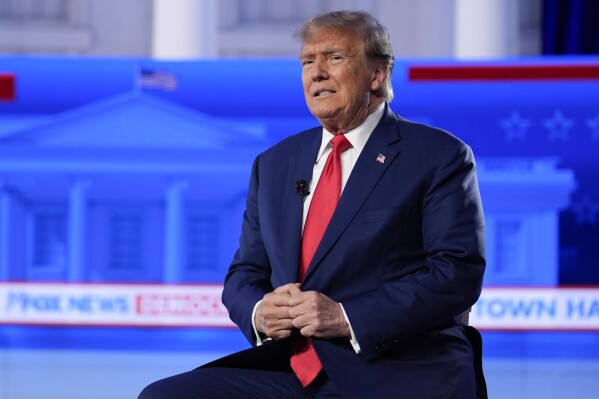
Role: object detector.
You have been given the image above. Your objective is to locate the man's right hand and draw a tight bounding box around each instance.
[254,283,301,340]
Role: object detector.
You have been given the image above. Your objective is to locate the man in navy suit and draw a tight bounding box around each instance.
[139,10,486,399]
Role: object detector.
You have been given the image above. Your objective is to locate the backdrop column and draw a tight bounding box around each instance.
[67,178,91,281]
[455,0,519,58]
[163,179,188,283]
[0,181,11,280]
[152,0,218,58]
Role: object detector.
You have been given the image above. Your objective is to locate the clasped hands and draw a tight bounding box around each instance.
[255,283,350,340]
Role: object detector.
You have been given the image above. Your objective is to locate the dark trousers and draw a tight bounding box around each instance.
[138,367,341,399]
[138,326,487,399]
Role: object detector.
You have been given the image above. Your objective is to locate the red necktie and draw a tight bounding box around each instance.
[291,134,352,387]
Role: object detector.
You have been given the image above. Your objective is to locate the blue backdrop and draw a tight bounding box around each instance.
[1,55,598,358]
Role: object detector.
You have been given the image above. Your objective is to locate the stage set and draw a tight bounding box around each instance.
[1,56,599,398]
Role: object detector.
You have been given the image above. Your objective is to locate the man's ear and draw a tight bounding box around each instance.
[370,63,387,92]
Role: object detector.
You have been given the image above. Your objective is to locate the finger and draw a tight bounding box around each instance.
[288,290,318,307]
[269,329,293,340]
[263,291,292,307]
[299,325,316,338]
[262,305,293,321]
[262,319,295,338]
[259,307,293,326]
[290,312,306,329]
[273,283,298,295]
[264,317,294,331]
[288,283,302,295]
[288,301,309,319]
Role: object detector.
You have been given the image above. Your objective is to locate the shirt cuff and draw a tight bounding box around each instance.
[339,302,361,354]
[251,299,269,346]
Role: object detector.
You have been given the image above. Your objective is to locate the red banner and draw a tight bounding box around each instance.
[0,73,16,100]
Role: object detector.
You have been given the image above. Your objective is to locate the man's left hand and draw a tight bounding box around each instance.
[287,286,350,339]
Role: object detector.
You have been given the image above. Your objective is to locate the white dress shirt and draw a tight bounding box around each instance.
[252,103,386,354]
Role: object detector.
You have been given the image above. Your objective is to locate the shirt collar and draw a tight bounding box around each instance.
[315,102,386,164]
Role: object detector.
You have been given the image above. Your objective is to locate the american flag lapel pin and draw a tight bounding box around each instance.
[376,153,386,164]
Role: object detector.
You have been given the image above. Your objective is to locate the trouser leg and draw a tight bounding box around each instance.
[138,367,312,399]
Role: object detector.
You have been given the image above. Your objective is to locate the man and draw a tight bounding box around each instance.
[139,10,486,399]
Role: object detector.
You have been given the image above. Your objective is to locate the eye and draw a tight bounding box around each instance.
[302,59,314,67]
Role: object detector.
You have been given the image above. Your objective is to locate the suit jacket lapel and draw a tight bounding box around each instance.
[303,107,401,283]
[279,128,322,284]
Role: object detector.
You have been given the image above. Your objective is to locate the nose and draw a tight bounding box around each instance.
[311,58,328,81]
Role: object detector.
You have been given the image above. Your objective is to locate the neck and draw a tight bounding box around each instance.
[322,98,384,134]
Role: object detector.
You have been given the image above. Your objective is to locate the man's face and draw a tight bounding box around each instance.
[300,28,381,133]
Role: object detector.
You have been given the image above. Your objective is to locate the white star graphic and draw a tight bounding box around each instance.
[571,195,599,226]
[500,111,531,142]
[587,113,599,141]
[543,110,574,142]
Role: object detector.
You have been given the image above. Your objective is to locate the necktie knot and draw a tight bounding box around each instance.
[331,134,352,154]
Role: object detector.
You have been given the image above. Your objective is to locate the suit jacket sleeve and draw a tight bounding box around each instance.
[222,155,273,344]
[341,140,486,361]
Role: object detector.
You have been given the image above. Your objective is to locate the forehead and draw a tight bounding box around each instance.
[300,27,362,56]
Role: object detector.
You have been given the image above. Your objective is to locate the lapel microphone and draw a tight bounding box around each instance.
[295,179,310,196]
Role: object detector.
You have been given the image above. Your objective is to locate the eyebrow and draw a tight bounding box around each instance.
[300,46,348,59]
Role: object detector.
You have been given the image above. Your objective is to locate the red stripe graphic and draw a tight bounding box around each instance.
[0,73,16,100]
[408,65,599,81]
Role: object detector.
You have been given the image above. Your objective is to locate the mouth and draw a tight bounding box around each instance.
[313,90,336,97]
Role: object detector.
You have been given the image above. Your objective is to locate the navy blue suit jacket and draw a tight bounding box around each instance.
[218,105,486,398]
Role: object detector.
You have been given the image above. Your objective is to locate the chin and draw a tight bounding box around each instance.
[309,106,338,120]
